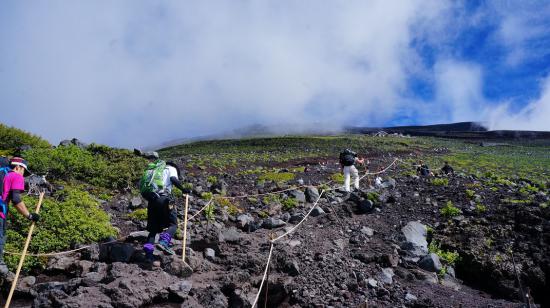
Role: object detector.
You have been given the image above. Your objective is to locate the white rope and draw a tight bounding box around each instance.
[251,243,274,308]
[250,158,403,304]
[271,190,325,243]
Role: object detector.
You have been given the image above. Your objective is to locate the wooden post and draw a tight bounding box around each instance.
[182,194,189,263]
[5,192,44,308]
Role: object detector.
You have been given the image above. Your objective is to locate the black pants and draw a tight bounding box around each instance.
[145,194,177,244]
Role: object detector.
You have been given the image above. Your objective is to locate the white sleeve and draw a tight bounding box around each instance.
[167,166,178,179]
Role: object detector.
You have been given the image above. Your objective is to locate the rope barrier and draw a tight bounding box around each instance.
[251,243,274,308]
[3,158,401,266]
[271,190,325,243]
[251,158,402,307]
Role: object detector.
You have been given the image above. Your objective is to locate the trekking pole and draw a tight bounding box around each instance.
[5,191,44,308]
[182,194,189,263]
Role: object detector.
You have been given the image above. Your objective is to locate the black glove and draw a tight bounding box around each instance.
[27,213,40,222]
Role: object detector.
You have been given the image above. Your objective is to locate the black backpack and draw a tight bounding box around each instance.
[339,149,356,166]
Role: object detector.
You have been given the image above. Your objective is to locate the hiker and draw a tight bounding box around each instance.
[441,161,454,175]
[416,160,433,177]
[339,149,365,192]
[0,157,40,277]
[140,160,189,263]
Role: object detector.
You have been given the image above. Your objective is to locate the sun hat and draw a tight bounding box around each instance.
[10,157,31,176]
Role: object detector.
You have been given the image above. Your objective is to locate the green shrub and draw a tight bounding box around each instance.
[0,124,51,154]
[259,172,295,183]
[201,192,213,200]
[204,203,215,221]
[440,201,461,218]
[23,144,147,190]
[428,241,460,266]
[465,189,475,199]
[331,173,344,184]
[475,204,487,213]
[128,208,148,221]
[262,194,281,205]
[431,178,449,186]
[366,192,379,203]
[215,197,241,215]
[5,188,117,272]
[281,198,298,210]
[207,175,218,185]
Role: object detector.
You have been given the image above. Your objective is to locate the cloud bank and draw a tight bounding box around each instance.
[0,1,549,148]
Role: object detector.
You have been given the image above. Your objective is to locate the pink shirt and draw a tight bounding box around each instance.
[2,172,25,203]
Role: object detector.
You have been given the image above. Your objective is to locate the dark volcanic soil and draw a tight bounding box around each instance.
[3,154,548,308]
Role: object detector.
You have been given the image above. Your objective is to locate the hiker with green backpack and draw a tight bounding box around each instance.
[140,160,190,264]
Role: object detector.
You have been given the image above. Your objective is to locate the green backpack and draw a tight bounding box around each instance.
[139,160,166,196]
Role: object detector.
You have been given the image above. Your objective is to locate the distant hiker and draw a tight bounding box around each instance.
[140,160,190,264]
[416,160,433,177]
[339,149,365,192]
[0,157,40,277]
[441,161,454,175]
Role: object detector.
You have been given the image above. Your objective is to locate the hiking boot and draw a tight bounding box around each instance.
[157,241,175,255]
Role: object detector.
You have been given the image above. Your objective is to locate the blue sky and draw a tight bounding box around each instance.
[1,1,549,148]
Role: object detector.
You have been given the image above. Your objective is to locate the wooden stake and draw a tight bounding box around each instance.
[5,192,44,308]
[182,194,189,263]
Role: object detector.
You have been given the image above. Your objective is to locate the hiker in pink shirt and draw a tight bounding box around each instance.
[0,157,40,277]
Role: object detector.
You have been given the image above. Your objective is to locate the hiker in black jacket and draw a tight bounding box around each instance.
[339,149,365,192]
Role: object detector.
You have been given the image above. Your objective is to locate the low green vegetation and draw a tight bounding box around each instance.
[207,175,218,185]
[201,192,213,200]
[366,192,379,203]
[23,144,147,190]
[475,204,487,213]
[5,189,117,272]
[204,203,215,221]
[428,240,460,278]
[259,172,295,183]
[128,208,148,221]
[431,178,449,186]
[331,173,344,184]
[0,123,51,155]
[440,201,461,218]
[281,197,298,210]
[465,189,475,199]
[215,197,241,216]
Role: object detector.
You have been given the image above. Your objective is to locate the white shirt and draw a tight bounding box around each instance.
[162,165,179,194]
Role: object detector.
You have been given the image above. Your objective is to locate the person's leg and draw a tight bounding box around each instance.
[0,218,8,276]
[344,166,351,192]
[351,165,360,190]
[157,197,176,255]
[143,232,156,261]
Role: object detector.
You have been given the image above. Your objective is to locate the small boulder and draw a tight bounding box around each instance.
[218,227,241,244]
[360,226,374,236]
[204,248,215,261]
[378,268,394,285]
[418,253,442,273]
[310,206,325,217]
[262,217,286,229]
[143,151,159,160]
[129,196,143,209]
[357,199,374,214]
[305,186,320,202]
[289,190,306,203]
[169,280,193,301]
[400,221,428,260]
[289,213,305,224]
[236,214,255,230]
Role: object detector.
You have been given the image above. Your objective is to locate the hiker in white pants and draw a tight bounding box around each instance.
[339,149,365,192]
[344,165,360,192]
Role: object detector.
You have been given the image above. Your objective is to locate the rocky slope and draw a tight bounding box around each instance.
[2,151,549,307]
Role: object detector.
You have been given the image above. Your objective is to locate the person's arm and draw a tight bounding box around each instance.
[11,190,40,221]
[170,176,191,194]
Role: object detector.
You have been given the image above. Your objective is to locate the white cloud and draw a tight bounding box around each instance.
[0,1,451,147]
[486,76,550,131]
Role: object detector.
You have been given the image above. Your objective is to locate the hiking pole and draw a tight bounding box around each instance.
[5,191,44,308]
[182,194,189,263]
